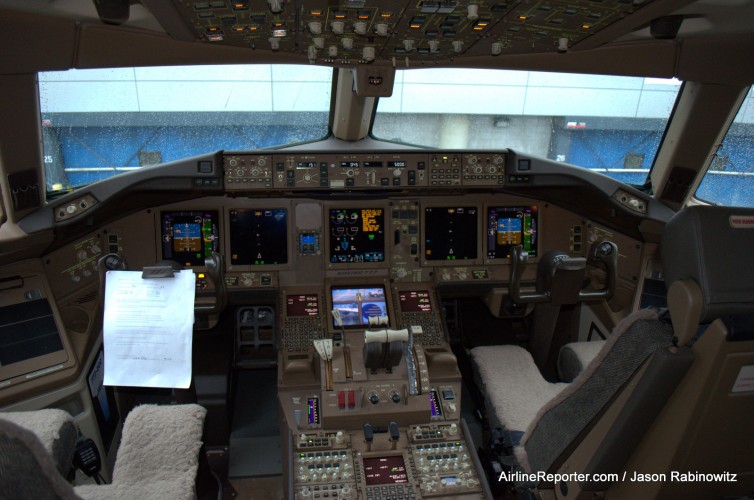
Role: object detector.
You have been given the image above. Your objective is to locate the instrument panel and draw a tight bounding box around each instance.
[151,195,555,290]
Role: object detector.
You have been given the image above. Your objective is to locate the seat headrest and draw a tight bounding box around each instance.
[662,205,754,322]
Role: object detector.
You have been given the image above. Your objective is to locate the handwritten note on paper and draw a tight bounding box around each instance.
[103,270,195,388]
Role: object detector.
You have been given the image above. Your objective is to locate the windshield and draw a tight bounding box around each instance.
[40,65,333,195]
[694,86,754,207]
[372,69,681,186]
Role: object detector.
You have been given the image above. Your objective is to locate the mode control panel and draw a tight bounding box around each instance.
[273,153,430,189]
[223,152,511,191]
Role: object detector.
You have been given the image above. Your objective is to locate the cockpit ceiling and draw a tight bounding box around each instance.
[169,0,683,62]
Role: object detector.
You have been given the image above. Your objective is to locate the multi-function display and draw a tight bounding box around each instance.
[363,456,409,485]
[331,286,389,328]
[229,208,288,266]
[160,210,219,266]
[398,291,432,313]
[328,208,385,263]
[486,205,538,259]
[286,294,319,317]
[424,207,478,261]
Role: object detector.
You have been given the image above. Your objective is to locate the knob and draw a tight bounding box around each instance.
[251,168,260,176]
[428,40,439,53]
[332,21,345,34]
[452,40,464,53]
[236,169,244,176]
[376,23,389,36]
[66,204,77,214]
[487,166,497,174]
[267,0,283,13]
[368,392,379,404]
[390,391,401,403]
[313,37,324,49]
[491,42,502,55]
[336,431,345,444]
[354,21,367,35]
[449,423,458,436]
[308,21,322,34]
[362,46,375,61]
[467,4,479,19]
[403,39,415,51]
[228,158,238,167]
[258,158,266,166]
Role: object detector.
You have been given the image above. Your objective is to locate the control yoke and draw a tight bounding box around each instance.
[97,251,227,316]
[509,241,618,371]
[509,241,618,305]
[195,251,227,315]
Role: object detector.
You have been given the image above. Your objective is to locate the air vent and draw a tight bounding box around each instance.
[660,166,696,203]
[75,291,98,305]
[8,170,40,212]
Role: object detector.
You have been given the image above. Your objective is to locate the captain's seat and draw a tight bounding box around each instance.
[471,205,754,497]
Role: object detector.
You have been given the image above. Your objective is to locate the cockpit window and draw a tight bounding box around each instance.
[40,65,332,195]
[695,87,754,208]
[372,69,681,186]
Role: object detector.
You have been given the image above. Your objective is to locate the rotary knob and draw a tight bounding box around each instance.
[236,169,244,177]
[251,168,260,176]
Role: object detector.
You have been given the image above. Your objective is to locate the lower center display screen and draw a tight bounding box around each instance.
[329,208,385,263]
[398,291,432,313]
[363,456,409,485]
[331,286,388,328]
[424,207,478,261]
[229,208,288,265]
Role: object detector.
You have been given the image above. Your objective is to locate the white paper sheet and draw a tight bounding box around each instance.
[103,270,195,388]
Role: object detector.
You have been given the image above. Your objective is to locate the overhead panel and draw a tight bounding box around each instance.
[170,0,663,64]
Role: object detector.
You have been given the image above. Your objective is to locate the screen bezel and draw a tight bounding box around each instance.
[325,279,394,334]
[420,203,483,267]
[224,206,292,272]
[324,203,391,270]
[483,203,540,264]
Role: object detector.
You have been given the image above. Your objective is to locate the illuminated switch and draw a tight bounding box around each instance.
[328,45,338,57]
[354,21,367,35]
[268,37,280,50]
[313,37,325,49]
[307,45,318,61]
[403,39,415,51]
[363,46,376,61]
[467,4,479,19]
[452,40,463,53]
[376,23,389,36]
[491,42,502,55]
[342,38,354,49]
[428,40,440,53]
[347,390,356,409]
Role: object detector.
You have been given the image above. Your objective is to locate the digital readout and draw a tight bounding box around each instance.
[398,291,432,313]
[363,456,409,485]
[388,161,407,168]
[286,295,319,317]
[329,208,385,263]
[340,161,360,168]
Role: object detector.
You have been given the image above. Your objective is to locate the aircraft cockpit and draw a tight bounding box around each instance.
[0,0,753,499]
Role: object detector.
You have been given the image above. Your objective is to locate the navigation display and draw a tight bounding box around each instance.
[331,286,388,328]
[398,291,432,313]
[487,206,538,259]
[161,211,219,266]
[363,456,409,486]
[229,208,288,266]
[424,207,478,261]
[328,208,385,263]
[286,294,319,317]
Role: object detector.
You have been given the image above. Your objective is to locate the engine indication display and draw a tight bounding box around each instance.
[161,211,219,266]
[329,208,385,263]
[229,208,288,265]
[424,207,478,261]
[487,205,538,259]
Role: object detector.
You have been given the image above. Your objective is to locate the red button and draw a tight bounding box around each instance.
[347,390,355,409]
[337,391,346,409]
